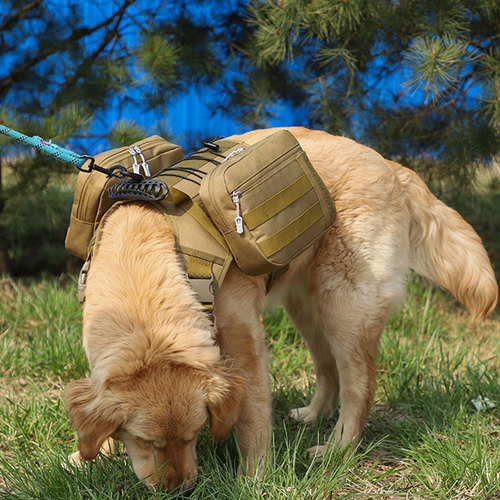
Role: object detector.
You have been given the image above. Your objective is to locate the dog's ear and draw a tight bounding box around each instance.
[65,378,121,460]
[206,368,245,442]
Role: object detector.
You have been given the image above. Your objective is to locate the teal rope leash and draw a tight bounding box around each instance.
[0,124,86,168]
[0,124,142,179]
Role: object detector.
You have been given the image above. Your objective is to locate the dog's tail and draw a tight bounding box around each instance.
[391,162,498,319]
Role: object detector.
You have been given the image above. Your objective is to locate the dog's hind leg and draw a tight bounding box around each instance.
[309,279,394,455]
[284,230,404,455]
[283,285,339,423]
[327,307,386,451]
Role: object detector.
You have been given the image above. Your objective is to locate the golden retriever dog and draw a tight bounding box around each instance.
[65,127,498,491]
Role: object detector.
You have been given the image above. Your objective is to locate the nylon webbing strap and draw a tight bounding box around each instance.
[156,191,233,308]
[257,202,323,257]
[78,201,128,303]
[243,174,313,230]
[163,185,189,205]
[180,246,227,268]
[176,196,228,250]
[162,184,227,249]
[184,254,214,278]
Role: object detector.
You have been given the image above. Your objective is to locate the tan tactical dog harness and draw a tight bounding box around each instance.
[69,132,336,310]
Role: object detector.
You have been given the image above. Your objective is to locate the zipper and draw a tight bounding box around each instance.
[232,189,244,234]
[232,144,299,193]
[221,146,245,163]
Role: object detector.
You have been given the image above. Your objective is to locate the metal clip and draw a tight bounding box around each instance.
[78,260,90,303]
[128,147,140,175]
[76,155,96,173]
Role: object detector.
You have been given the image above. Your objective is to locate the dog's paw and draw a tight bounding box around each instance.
[307,444,327,462]
[289,406,318,423]
[61,451,83,471]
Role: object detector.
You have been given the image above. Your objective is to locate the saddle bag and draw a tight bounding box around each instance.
[65,135,183,260]
[199,130,336,275]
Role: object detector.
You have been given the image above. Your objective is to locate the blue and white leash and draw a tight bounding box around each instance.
[0,124,87,168]
[0,124,141,179]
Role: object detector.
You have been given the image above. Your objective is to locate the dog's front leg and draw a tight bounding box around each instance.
[214,267,271,476]
[67,437,122,467]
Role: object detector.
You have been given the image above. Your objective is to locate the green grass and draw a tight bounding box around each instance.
[0,276,498,499]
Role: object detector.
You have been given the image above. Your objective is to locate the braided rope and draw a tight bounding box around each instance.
[0,124,86,168]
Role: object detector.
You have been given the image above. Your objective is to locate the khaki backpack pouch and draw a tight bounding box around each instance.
[199,130,336,275]
[65,135,183,259]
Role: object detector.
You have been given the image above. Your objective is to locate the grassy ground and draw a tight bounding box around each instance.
[0,274,498,499]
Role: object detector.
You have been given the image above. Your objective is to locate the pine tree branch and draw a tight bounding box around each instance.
[71,133,110,139]
[435,76,477,110]
[467,34,500,51]
[0,0,135,93]
[396,73,477,137]
[49,4,132,112]
[0,0,43,32]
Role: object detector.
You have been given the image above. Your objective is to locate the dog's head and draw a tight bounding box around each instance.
[65,362,244,491]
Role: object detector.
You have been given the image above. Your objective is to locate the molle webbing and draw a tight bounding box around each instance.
[198,130,336,275]
[257,202,324,257]
[243,174,314,230]
[152,139,242,204]
[152,139,243,297]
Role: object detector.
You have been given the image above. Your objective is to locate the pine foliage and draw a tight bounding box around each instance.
[0,0,498,189]
[239,0,499,189]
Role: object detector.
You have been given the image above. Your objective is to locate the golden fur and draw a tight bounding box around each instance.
[65,127,498,491]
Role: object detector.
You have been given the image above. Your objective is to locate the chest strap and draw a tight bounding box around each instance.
[156,195,233,310]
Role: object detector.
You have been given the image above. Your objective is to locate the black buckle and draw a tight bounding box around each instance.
[203,141,220,151]
[106,165,143,181]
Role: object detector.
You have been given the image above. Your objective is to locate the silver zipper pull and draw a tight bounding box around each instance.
[134,145,150,177]
[232,190,244,234]
[222,146,245,163]
[128,147,141,174]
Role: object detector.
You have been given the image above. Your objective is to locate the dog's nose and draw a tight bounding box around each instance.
[146,480,195,500]
[173,485,195,498]
[166,475,196,493]
[152,469,196,493]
